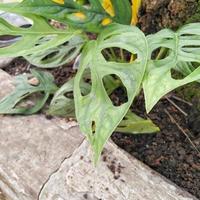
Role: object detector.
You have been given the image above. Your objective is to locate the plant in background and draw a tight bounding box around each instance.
[0,0,200,163]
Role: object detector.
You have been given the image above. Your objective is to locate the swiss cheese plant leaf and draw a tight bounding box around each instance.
[48,78,91,117]
[25,35,85,68]
[74,24,148,163]
[0,0,107,32]
[143,23,200,112]
[0,0,132,32]
[117,111,159,134]
[0,13,84,58]
[0,70,58,114]
[175,62,200,83]
[48,79,76,117]
[48,73,121,116]
[48,77,159,134]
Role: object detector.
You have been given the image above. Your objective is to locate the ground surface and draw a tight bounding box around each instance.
[112,94,200,199]
[139,0,198,33]
[1,0,200,198]
[4,57,200,199]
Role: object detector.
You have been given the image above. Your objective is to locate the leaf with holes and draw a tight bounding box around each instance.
[74,24,148,163]
[48,78,91,117]
[0,69,58,114]
[25,35,85,68]
[0,0,133,32]
[0,0,107,32]
[174,62,200,83]
[143,23,200,113]
[0,13,84,58]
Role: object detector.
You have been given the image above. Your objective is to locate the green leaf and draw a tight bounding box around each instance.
[0,0,108,32]
[0,0,132,32]
[48,79,75,117]
[25,35,85,68]
[48,77,91,117]
[143,23,200,113]
[175,62,200,83]
[74,24,148,164]
[111,0,132,25]
[117,111,160,134]
[0,13,84,57]
[0,69,58,115]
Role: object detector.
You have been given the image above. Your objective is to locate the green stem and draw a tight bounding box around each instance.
[120,48,124,61]
[156,47,168,60]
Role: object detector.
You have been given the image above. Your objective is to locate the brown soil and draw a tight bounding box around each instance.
[139,0,198,33]
[112,93,200,199]
[3,58,76,87]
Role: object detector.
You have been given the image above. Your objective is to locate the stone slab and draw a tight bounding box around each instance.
[39,140,198,200]
[0,69,84,200]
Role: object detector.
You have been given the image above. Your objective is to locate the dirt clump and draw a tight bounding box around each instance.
[139,0,198,33]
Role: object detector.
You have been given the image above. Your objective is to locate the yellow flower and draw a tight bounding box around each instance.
[52,0,64,4]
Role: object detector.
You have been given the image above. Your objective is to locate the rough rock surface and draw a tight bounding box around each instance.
[0,69,198,200]
[0,58,14,69]
[39,140,198,200]
[0,69,84,200]
[0,69,14,98]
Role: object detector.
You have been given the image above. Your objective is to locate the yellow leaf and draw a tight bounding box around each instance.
[131,0,141,25]
[52,0,64,4]
[102,0,115,17]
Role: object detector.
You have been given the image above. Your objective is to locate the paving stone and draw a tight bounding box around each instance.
[39,140,197,200]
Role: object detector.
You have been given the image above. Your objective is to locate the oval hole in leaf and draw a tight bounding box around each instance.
[41,51,60,61]
[151,47,170,60]
[63,47,77,60]
[79,68,92,96]
[103,74,128,107]
[171,69,186,80]
[91,120,96,135]
[14,92,43,110]
[181,45,200,54]
[101,47,137,63]
[1,13,32,28]
[35,35,56,47]
[0,35,21,48]
[64,91,74,99]
[171,62,198,80]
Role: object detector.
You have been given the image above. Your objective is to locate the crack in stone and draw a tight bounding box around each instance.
[37,138,85,200]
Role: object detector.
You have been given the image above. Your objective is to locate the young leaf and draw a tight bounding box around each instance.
[74,24,148,163]
[0,70,58,115]
[143,23,200,112]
